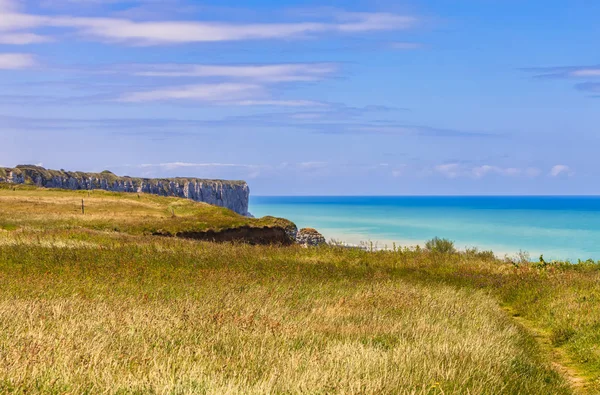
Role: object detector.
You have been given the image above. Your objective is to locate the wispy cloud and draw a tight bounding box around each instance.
[118,83,327,106]
[119,83,264,103]
[316,124,499,138]
[297,161,328,170]
[471,165,522,178]
[524,65,600,79]
[0,112,500,139]
[0,53,36,69]
[234,100,327,107]
[436,163,542,179]
[549,165,573,177]
[0,9,418,46]
[522,65,600,97]
[117,62,339,104]
[0,0,17,11]
[129,63,338,82]
[0,32,51,44]
[435,163,461,179]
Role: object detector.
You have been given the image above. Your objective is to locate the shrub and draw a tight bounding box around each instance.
[465,247,496,260]
[425,237,456,254]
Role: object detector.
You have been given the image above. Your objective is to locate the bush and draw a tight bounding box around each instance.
[425,237,456,254]
[465,247,496,260]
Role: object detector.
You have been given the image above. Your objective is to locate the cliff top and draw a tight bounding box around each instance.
[0,165,248,186]
[0,185,295,236]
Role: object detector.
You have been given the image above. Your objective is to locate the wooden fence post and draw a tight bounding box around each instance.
[82,199,85,215]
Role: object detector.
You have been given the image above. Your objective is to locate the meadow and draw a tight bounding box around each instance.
[0,187,599,394]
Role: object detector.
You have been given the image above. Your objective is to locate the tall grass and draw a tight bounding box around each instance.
[0,231,591,393]
[0,188,598,393]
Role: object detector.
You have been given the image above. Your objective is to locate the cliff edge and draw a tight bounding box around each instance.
[0,165,251,216]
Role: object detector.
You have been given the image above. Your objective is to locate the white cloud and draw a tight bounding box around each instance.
[119,81,328,107]
[525,66,600,80]
[0,32,51,44]
[297,161,328,170]
[436,163,543,179]
[108,63,337,106]
[549,165,573,177]
[119,83,263,103]
[334,12,416,32]
[0,10,417,45]
[289,112,325,119]
[472,165,522,178]
[435,163,461,179]
[569,69,600,77]
[234,100,326,107]
[0,53,36,69]
[131,63,338,82]
[0,0,16,11]
[0,12,43,31]
[66,14,412,44]
[0,5,51,45]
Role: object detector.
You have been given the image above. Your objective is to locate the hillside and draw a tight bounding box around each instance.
[0,185,296,244]
[0,188,598,393]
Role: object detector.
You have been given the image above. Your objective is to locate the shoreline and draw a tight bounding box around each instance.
[318,229,593,262]
[251,196,600,262]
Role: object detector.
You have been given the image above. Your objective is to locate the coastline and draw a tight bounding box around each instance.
[250,196,600,262]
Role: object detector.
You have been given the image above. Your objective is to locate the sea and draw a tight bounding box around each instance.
[250,196,600,262]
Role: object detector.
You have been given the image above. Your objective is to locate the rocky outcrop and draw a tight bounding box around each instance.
[0,165,251,216]
[296,228,327,247]
[259,216,298,242]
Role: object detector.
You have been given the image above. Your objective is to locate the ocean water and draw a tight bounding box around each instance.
[250,196,600,261]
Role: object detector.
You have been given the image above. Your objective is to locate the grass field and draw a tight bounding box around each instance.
[0,187,599,394]
[0,185,293,236]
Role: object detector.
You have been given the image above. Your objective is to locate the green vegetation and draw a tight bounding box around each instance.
[425,237,456,254]
[0,188,598,393]
[0,185,293,236]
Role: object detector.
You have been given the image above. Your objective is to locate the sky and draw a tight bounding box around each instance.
[0,0,598,195]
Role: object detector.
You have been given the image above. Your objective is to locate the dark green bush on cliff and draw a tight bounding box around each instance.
[425,237,456,254]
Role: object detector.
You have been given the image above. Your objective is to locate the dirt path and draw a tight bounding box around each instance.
[503,306,590,394]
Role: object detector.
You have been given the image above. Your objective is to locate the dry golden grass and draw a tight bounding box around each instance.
[0,232,574,394]
[0,186,293,235]
[0,188,598,394]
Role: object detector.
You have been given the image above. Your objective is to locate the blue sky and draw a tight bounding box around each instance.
[0,0,598,195]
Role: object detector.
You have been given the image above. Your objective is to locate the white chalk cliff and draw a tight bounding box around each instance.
[0,165,251,216]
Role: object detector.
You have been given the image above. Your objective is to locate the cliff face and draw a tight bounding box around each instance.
[0,165,251,216]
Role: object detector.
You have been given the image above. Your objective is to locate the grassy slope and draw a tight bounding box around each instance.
[0,185,293,235]
[0,188,598,394]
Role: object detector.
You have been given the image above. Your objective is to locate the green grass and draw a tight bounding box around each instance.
[0,187,598,393]
[0,186,294,236]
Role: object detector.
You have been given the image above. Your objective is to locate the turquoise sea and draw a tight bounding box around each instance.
[250,196,600,261]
